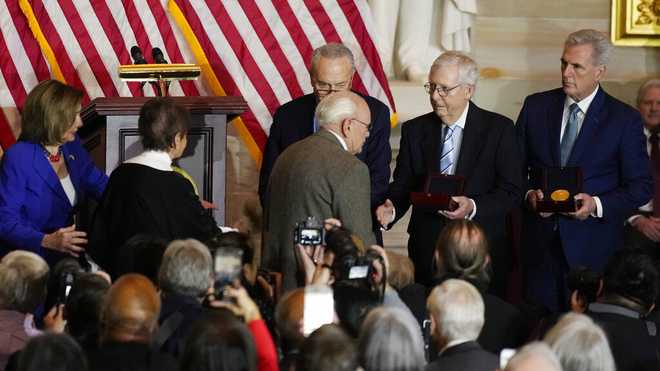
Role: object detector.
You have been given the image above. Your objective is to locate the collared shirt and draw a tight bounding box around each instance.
[439,339,473,355]
[124,150,173,171]
[325,129,349,151]
[633,128,656,216]
[442,103,469,175]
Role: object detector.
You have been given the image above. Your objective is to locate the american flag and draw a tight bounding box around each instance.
[0,0,395,164]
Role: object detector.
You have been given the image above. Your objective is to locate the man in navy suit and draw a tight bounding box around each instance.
[516,29,653,312]
[376,51,521,294]
[259,43,391,243]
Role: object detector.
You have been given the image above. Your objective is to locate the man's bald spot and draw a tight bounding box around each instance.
[103,273,161,331]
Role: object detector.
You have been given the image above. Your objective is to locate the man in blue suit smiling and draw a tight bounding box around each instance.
[516,29,653,312]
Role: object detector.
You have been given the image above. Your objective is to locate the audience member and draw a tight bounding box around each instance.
[296,324,358,371]
[586,248,660,371]
[0,79,107,265]
[115,234,168,284]
[87,273,176,371]
[275,288,305,371]
[544,312,615,371]
[359,306,425,371]
[0,251,49,369]
[264,91,377,291]
[567,265,601,313]
[90,97,220,278]
[42,257,83,324]
[503,342,562,371]
[333,280,381,338]
[64,273,111,351]
[156,239,212,357]
[15,333,87,371]
[426,279,498,371]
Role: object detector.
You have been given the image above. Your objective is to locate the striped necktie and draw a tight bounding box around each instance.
[561,103,581,167]
[440,125,455,174]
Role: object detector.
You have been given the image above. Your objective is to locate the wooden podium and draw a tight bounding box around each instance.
[79,96,248,225]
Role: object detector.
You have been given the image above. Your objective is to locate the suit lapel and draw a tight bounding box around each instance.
[33,145,68,202]
[422,114,443,173]
[548,91,565,167]
[567,88,605,166]
[455,102,485,179]
[62,143,81,200]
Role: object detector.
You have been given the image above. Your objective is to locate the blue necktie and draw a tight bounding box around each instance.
[560,103,581,166]
[440,125,455,174]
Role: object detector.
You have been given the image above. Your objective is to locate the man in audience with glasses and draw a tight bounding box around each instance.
[259,43,391,244]
[376,51,521,296]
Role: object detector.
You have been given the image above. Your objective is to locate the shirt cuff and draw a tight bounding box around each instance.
[627,214,642,225]
[591,196,603,218]
[467,199,477,220]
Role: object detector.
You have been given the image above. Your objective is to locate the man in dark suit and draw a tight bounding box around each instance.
[376,51,521,293]
[426,279,499,371]
[263,91,376,291]
[517,29,653,312]
[259,43,391,242]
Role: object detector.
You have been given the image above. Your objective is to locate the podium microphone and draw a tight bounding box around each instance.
[130,46,147,64]
[152,47,168,64]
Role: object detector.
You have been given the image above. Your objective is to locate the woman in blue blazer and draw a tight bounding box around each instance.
[0,80,107,265]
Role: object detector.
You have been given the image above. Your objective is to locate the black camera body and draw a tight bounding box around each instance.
[293,216,325,246]
[58,272,75,305]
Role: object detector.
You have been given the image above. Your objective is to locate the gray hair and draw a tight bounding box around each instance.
[359,307,426,371]
[315,93,358,127]
[310,43,355,74]
[565,29,612,66]
[544,313,615,371]
[430,51,479,86]
[637,78,660,106]
[158,239,212,297]
[0,251,49,313]
[427,279,484,343]
[505,342,562,371]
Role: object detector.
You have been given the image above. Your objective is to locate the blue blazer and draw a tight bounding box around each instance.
[0,137,107,260]
[517,87,653,271]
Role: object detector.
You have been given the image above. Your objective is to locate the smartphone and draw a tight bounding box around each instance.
[59,272,75,304]
[302,285,335,336]
[213,247,243,299]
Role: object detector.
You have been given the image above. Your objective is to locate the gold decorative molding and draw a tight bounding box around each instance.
[611,0,660,46]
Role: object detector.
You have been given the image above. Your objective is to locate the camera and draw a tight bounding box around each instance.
[58,272,75,305]
[293,216,325,246]
[213,246,243,300]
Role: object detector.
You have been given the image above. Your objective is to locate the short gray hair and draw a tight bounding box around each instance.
[359,307,425,371]
[544,313,615,371]
[565,29,612,66]
[0,251,49,313]
[637,78,660,106]
[505,342,562,371]
[315,93,358,127]
[427,279,484,343]
[310,43,355,74]
[431,51,479,86]
[158,239,212,297]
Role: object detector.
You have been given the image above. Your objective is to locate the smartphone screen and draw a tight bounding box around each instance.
[303,285,335,336]
[214,247,243,295]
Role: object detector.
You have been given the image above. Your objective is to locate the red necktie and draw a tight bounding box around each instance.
[650,133,660,216]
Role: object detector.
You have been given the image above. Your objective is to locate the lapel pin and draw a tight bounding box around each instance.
[68,154,75,161]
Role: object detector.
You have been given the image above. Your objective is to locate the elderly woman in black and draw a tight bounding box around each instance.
[90,98,219,277]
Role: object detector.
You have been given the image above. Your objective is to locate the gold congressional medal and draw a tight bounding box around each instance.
[551,189,570,202]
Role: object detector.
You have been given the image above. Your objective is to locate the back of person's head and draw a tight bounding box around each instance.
[138,97,191,151]
[296,324,358,371]
[602,248,659,311]
[434,220,490,288]
[358,307,425,371]
[427,278,485,344]
[19,79,83,146]
[100,273,161,344]
[504,342,562,371]
[544,312,615,371]
[117,234,168,284]
[17,333,87,371]
[180,310,256,371]
[64,273,111,350]
[333,280,380,338]
[0,251,49,313]
[275,288,305,351]
[385,251,415,290]
[567,265,601,312]
[158,239,212,298]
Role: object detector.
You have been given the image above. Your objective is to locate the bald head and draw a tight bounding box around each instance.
[101,273,160,343]
[276,288,305,349]
[315,91,371,154]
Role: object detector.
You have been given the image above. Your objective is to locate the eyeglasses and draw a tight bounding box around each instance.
[424,82,463,97]
[351,118,371,133]
[313,80,351,94]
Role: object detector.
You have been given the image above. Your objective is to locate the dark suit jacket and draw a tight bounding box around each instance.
[259,92,391,209]
[425,341,499,371]
[516,87,652,272]
[388,102,522,287]
[0,138,107,262]
[263,130,376,291]
[87,341,177,371]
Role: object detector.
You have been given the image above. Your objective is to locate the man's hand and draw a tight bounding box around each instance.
[43,304,66,333]
[569,193,596,220]
[440,196,473,220]
[376,199,394,228]
[208,285,262,322]
[526,189,553,218]
[632,216,660,242]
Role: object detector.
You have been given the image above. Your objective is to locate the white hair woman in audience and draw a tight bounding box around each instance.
[358,306,425,371]
[544,312,615,371]
[504,342,562,371]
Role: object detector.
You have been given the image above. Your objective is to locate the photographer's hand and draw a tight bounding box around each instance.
[208,284,262,323]
[43,304,66,333]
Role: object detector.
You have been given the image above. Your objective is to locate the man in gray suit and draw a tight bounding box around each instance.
[263,91,376,291]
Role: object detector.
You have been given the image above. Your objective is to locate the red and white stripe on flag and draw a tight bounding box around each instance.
[0,0,395,165]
